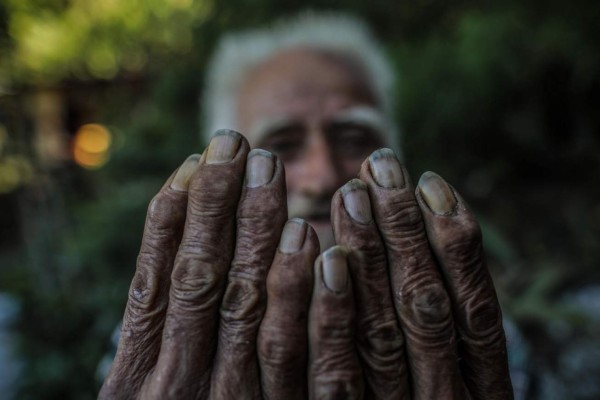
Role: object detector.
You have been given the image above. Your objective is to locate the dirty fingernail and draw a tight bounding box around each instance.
[246,149,275,188]
[369,148,405,188]
[279,218,307,253]
[418,171,457,215]
[322,246,348,293]
[206,129,241,164]
[341,179,372,224]
[170,154,201,191]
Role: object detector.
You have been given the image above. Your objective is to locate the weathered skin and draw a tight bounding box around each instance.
[258,220,319,400]
[331,180,409,399]
[99,131,512,400]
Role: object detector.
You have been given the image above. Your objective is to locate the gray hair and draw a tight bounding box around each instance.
[202,11,400,152]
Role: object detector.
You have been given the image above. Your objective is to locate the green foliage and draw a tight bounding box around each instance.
[3,0,214,82]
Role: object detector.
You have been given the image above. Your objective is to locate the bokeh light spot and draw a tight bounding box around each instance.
[73,123,112,169]
[0,155,34,193]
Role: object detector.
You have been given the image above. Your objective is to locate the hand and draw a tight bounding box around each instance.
[99,130,320,399]
[99,128,513,399]
[306,148,513,399]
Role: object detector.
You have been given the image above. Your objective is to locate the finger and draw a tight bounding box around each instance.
[144,130,249,399]
[359,148,466,399]
[99,155,200,400]
[309,246,364,400]
[331,179,409,399]
[258,219,319,400]
[417,172,513,400]
[209,149,288,398]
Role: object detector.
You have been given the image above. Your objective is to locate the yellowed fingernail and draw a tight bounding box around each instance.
[418,171,457,215]
[369,148,405,188]
[279,218,307,253]
[246,149,274,188]
[170,154,201,191]
[206,129,241,164]
[341,179,372,224]
[322,246,348,293]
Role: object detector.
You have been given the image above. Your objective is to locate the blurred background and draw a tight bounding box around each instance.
[0,0,599,398]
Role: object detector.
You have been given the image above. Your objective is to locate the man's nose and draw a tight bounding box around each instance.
[300,132,340,195]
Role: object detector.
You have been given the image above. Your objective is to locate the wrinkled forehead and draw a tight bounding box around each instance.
[237,47,381,144]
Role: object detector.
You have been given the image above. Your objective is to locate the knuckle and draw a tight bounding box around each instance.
[127,266,162,314]
[170,255,223,310]
[464,297,503,339]
[313,313,354,342]
[258,329,303,369]
[409,284,452,328]
[362,319,404,355]
[314,372,362,400]
[220,276,262,326]
[122,255,170,340]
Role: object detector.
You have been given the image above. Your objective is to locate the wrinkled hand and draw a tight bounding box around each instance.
[99,130,319,399]
[314,148,514,399]
[99,130,513,399]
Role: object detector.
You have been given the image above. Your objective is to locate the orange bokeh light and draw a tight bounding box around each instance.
[72,123,112,169]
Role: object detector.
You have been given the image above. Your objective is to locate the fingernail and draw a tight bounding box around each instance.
[369,148,405,188]
[246,149,274,188]
[279,218,307,253]
[341,179,372,224]
[322,246,348,293]
[418,171,457,215]
[170,154,201,191]
[206,129,241,164]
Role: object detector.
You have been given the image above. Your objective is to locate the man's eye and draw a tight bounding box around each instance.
[267,139,301,155]
[330,124,381,157]
[261,136,303,160]
[259,125,306,160]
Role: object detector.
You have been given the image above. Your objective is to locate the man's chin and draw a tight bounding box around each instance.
[306,218,335,252]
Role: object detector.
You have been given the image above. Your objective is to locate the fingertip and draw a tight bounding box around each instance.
[202,129,251,167]
[303,222,321,256]
[368,148,406,188]
[205,129,242,164]
[317,246,350,294]
[358,148,413,191]
[279,218,307,253]
[170,154,202,191]
[245,149,275,188]
[416,171,458,216]
[340,179,373,224]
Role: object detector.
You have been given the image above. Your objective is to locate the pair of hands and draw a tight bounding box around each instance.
[99,130,513,399]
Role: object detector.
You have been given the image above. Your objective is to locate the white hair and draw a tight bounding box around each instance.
[202,11,400,153]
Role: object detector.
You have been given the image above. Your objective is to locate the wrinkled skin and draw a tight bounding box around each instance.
[98,130,513,399]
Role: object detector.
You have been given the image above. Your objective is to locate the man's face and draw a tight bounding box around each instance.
[238,48,388,249]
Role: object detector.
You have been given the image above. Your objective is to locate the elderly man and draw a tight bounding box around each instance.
[99,14,514,399]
